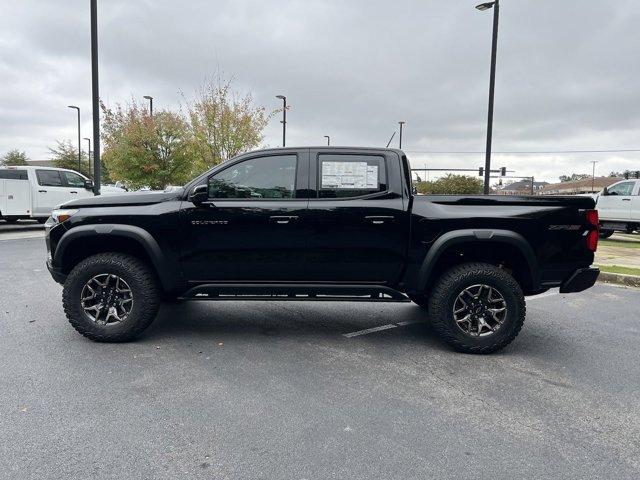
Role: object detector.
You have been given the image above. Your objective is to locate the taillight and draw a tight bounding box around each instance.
[586,230,598,251]
[585,209,599,252]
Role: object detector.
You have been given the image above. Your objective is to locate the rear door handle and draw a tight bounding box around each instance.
[269,215,299,224]
[365,215,395,224]
[38,190,47,193]
[70,191,78,194]
[622,198,631,201]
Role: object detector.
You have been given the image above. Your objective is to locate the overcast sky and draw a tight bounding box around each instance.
[1,0,640,182]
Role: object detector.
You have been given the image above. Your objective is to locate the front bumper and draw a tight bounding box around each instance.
[46,258,67,285]
[559,267,599,293]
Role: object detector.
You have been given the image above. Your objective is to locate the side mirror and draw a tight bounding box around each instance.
[84,179,94,190]
[189,184,208,206]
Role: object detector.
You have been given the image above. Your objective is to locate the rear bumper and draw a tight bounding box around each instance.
[559,267,599,293]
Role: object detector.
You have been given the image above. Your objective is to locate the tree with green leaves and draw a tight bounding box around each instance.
[49,140,90,175]
[415,174,483,195]
[186,77,272,170]
[101,102,195,190]
[559,173,590,182]
[0,149,29,166]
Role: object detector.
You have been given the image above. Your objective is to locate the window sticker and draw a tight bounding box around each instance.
[321,161,378,189]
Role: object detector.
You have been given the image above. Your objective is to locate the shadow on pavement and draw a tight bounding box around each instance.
[144,299,441,344]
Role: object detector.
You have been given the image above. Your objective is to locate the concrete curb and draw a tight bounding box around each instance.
[597,271,640,288]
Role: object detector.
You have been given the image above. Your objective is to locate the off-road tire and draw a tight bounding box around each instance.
[428,262,526,354]
[598,229,614,239]
[62,253,161,342]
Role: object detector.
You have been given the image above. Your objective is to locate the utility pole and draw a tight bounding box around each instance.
[91,0,101,194]
[591,160,598,193]
[476,0,500,194]
[324,135,330,146]
[398,121,405,149]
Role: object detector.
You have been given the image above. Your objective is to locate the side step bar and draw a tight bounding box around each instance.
[180,283,410,302]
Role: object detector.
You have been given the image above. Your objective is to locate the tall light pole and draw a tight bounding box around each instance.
[68,105,81,173]
[398,121,405,149]
[476,0,500,195]
[90,0,101,195]
[143,95,153,116]
[276,95,287,147]
[591,160,598,193]
[324,135,330,146]
[84,137,92,177]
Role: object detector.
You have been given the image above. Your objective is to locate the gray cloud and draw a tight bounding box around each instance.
[1,0,639,182]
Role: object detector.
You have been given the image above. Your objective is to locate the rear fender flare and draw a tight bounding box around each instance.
[54,224,176,291]
[416,229,539,292]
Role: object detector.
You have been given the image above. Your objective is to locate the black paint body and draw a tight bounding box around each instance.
[46,147,597,298]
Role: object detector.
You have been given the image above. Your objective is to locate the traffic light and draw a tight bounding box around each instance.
[500,167,507,176]
[479,167,484,176]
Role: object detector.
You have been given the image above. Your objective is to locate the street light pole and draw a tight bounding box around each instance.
[90,0,101,195]
[398,121,405,149]
[476,0,500,195]
[143,95,153,116]
[84,137,91,176]
[68,105,81,173]
[276,95,287,147]
[324,135,330,146]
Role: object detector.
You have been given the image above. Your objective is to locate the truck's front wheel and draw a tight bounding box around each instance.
[428,262,525,354]
[62,253,161,342]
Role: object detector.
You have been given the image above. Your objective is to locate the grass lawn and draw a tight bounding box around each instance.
[600,238,640,250]
[596,264,640,276]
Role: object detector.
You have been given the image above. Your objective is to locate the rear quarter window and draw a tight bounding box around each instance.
[0,169,28,180]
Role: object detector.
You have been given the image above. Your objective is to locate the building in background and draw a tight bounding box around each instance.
[539,177,622,195]
[496,180,549,195]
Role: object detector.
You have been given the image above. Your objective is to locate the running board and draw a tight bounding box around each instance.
[180,284,410,302]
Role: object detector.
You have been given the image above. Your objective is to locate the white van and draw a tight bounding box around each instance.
[0,166,124,223]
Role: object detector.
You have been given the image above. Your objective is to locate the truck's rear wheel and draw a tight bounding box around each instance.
[62,253,161,342]
[428,262,525,354]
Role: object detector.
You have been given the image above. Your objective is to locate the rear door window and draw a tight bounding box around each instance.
[36,170,63,187]
[316,154,387,198]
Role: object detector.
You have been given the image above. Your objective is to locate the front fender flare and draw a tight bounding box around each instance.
[416,229,539,292]
[54,224,177,291]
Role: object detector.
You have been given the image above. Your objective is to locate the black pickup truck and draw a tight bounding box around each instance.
[45,147,600,353]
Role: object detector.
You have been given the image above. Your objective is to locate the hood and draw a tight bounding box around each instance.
[61,190,183,208]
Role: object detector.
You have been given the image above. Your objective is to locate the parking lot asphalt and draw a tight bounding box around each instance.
[1,236,640,479]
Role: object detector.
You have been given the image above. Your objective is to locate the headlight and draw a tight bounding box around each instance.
[49,208,78,225]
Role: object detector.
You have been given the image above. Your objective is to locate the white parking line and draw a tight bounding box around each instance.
[343,324,397,338]
[527,289,560,301]
[343,320,426,338]
[0,231,44,241]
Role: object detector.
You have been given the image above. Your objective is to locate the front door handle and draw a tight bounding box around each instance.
[622,198,631,201]
[70,191,78,194]
[38,190,47,193]
[269,215,299,224]
[365,215,395,225]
